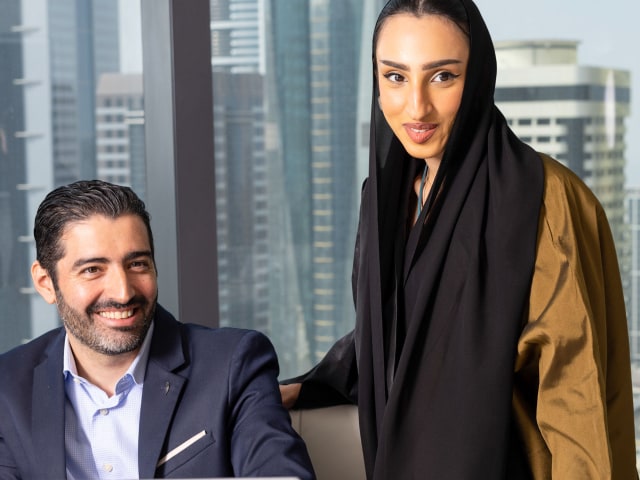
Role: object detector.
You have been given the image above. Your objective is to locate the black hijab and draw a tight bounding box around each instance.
[353,0,544,478]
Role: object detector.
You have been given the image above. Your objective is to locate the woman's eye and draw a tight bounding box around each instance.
[384,72,405,83]
[433,71,459,83]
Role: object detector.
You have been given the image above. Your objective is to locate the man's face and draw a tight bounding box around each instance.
[34,214,158,356]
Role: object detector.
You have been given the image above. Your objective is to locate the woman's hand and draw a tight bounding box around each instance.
[280,383,302,409]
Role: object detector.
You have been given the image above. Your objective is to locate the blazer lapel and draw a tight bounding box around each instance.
[31,330,67,479]
[137,307,188,479]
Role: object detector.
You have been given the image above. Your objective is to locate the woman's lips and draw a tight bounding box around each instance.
[403,123,437,144]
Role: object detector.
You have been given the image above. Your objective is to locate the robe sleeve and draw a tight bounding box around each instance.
[513,155,637,479]
[284,330,359,408]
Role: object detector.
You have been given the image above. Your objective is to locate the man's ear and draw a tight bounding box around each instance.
[31,261,57,304]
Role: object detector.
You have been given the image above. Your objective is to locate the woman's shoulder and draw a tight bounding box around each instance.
[539,152,604,219]
[536,152,615,262]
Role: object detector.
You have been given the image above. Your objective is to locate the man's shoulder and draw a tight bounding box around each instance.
[180,323,272,352]
[0,327,64,389]
[0,327,63,365]
[153,305,273,356]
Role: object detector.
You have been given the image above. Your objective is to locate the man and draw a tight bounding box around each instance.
[0,180,315,479]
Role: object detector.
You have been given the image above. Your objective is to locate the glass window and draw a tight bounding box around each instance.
[207,13,640,466]
[2,4,639,468]
[206,0,638,383]
[209,0,364,377]
[0,0,143,351]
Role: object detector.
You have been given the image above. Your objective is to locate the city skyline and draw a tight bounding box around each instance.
[479,0,640,185]
[119,0,640,182]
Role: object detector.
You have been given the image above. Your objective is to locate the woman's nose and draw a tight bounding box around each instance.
[408,84,430,119]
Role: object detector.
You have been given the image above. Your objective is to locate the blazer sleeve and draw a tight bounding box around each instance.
[513,156,638,479]
[0,434,20,479]
[227,330,316,479]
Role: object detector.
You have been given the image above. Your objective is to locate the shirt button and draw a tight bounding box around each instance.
[103,463,113,472]
[100,409,109,416]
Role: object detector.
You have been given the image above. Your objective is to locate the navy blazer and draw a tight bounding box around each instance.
[0,305,315,479]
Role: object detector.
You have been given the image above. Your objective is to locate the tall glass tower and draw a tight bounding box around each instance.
[0,0,30,352]
[0,0,120,352]
[213,0,377,373]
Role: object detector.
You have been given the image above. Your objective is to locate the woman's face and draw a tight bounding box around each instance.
[376,13,469,163]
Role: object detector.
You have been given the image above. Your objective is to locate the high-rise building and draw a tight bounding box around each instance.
[0,0,120,352]
[494,40,631,271]
[266,0,364,364]
[210,0,272,343]
[494,40,638,384]
[626,188,640,363]
[49,0,120,186]
[305,0,362,362]
[0,0,31,352]
[495,40,631,253]
[210,0,366,373]
[265,1,313,374]
[211,0,262,74]
[95,72,145,198]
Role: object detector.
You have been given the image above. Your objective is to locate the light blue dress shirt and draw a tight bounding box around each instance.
[63,322,154,480]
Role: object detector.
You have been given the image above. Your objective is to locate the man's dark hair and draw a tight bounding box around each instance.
[34,180,154,283]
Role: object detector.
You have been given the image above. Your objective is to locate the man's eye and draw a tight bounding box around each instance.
[130,261,150,269]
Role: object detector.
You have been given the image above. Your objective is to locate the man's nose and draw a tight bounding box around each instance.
[105,267,135,303]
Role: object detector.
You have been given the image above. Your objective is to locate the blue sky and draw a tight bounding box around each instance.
[479,0,640,185]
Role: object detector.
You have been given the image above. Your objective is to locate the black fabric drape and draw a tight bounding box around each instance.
[293,1,544,478]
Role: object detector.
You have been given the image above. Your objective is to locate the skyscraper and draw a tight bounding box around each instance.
[494,40,630,268]
[304,0,362,362]
[95,72,145,197]
[626,188,640,363]
[0,0,120,352]
[265,1,313,374]
[266,0,364,364]
[494,40,637,380]
[0,0,31,352]
[209,0,366,373]
[210,0,272,340]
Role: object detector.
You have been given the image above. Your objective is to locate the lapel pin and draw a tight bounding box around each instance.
[164,381,170,395]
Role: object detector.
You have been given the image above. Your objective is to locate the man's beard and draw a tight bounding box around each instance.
[56,290,155,356]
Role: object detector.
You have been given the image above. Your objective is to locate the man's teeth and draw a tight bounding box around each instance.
[98,310,134,319]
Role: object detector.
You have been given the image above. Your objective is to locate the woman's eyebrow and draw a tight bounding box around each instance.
[378,58,463,71]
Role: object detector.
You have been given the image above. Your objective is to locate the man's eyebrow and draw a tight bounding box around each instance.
[378,58,463,71]
[71,251,152,270]
[71,257,109,270]
[125,250,153,262]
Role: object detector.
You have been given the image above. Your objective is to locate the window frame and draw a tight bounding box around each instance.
[141,0,218,327]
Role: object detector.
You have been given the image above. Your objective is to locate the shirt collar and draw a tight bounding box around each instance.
[63,320,155,386]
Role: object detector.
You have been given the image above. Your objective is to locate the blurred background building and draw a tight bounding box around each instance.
[0,0,119,351]
[1,10,639,463]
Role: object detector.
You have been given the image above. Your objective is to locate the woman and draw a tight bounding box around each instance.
[282,0,637,478]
